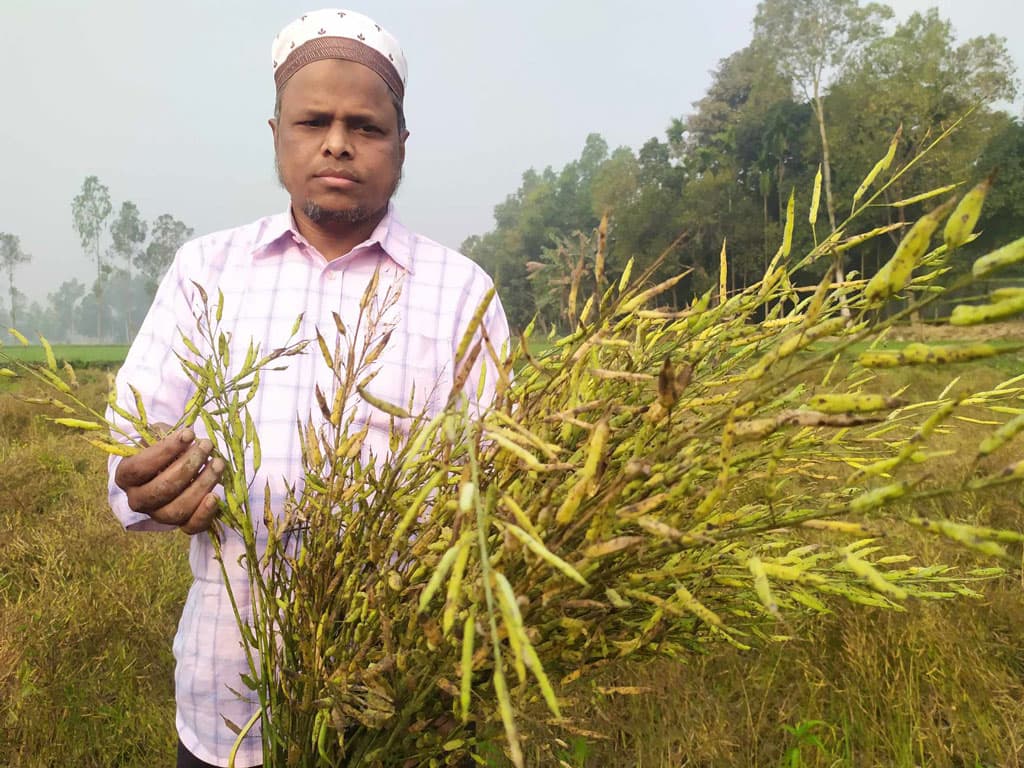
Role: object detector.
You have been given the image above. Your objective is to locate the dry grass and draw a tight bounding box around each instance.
[525,358,1024,768]
[0,372,190,768]
[556,580,1024,768]
[2,357,1023,767]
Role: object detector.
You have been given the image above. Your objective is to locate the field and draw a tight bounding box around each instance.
[0,344,129,367]
[1,340,1024,767]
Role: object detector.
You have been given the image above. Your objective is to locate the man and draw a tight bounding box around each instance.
[107,9,509,767]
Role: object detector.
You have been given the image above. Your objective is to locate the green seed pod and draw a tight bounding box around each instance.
[944,173,993,251]
[849,482,907,514]
[950,293,1024,326]
[845,553,908,600]
[418,535,467,613]
[805,393,896,414]
[853,125,900,208]
[991,287,1024,302]
[972,235,1024,278]
[857,350,903,368]
[747,557,778,615]
[865,199,954,302]
[52,417,103,431]
[978,413,1024,457]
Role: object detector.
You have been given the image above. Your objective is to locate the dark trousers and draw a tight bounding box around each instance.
[177,739,262,768]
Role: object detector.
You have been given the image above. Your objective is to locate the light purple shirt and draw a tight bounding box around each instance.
[107,204,509,767]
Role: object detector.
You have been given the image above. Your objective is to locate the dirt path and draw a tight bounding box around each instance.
[888,321,1024,342]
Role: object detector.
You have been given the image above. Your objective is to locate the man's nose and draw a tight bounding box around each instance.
[322,122,353,158]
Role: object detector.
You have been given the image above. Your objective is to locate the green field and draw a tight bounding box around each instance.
[0,344,129,367]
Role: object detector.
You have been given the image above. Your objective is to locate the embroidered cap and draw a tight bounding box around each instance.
[272,9,407,101]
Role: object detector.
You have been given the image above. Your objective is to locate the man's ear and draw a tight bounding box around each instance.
[268,118,279,144]
[399,130,409,164]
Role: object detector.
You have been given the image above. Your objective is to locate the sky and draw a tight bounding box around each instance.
[2,0,1022,306]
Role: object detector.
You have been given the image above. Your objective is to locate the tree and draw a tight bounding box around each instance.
[47,279,86,342]
[976,118,1024,252]
[19,299,54,340]
[734,99,813,266]
[591,147,640,218]
[673,45,794,176]
[669,45,810,289]
[71,176,113,338]
[0,233,31,327]
[110,201,148,277]
[135,214,193,297]
[753,0,892,233]
[109,201,148,340]
[607,138,688,284]
[850,10,1017,109]
[822,10,1019,290]
[464,136,613,331]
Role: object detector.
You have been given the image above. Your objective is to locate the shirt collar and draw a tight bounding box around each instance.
[251,201,414,275]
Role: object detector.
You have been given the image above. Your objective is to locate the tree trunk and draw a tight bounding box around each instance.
[813,81,851,319]
[813,91,836,233]
[7,272,15,327]
[95,239,103,340]
[762,192,769,272]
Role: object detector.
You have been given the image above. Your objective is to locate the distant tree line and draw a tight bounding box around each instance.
[1,176,193,343]
[464,1,1023,332]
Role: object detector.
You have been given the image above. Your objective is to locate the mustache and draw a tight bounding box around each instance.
[273,154,405,198]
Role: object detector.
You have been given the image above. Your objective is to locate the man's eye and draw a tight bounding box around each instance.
[298,119,325,127]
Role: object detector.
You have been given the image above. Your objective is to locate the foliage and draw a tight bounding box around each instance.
[466,1,1020,334]
[109,201,148,276]
[71,176,113,339]
[779,719,829,767]
[757,0,892,238]
[752,0,894,104]
[35,177,197,344]
[136,213,194,297]
[975,118,1024,255]
[463,134,610,330]
[9,125,1024,767]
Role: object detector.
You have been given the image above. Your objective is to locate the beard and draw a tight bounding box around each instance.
[274,154,403,228]
[302,200,373,226]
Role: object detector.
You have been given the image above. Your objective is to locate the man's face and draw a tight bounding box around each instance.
[270,59,407,229]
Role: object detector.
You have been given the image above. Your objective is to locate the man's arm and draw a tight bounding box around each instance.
[107,241,223,534]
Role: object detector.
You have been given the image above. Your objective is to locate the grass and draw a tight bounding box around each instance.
[0,371,189,768]
[516,361,1024,767]
[0,344,129,367]
[526,356,1024,768]
[1,358,1023,767]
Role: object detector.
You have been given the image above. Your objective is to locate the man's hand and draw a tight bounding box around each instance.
[114,423,226,534]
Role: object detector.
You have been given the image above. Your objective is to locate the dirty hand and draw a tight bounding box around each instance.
[114,423,225,534]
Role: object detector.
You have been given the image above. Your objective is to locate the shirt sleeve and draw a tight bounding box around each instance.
[107,243,206,532]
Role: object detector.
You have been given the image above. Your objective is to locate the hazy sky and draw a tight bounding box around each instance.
[2,0,1021,306]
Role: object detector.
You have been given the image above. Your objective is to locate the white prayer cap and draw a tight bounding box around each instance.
[272,9,408,101]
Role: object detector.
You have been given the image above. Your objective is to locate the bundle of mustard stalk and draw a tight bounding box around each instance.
[5,131,1024,768]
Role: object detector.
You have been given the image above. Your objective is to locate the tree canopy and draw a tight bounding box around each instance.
[464,1,1022,333]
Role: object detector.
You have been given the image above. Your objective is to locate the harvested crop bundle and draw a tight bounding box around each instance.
[7,133,1024,768]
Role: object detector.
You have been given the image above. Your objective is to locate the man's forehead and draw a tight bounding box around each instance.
[273,9,407,104]
[278,59,395,110]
